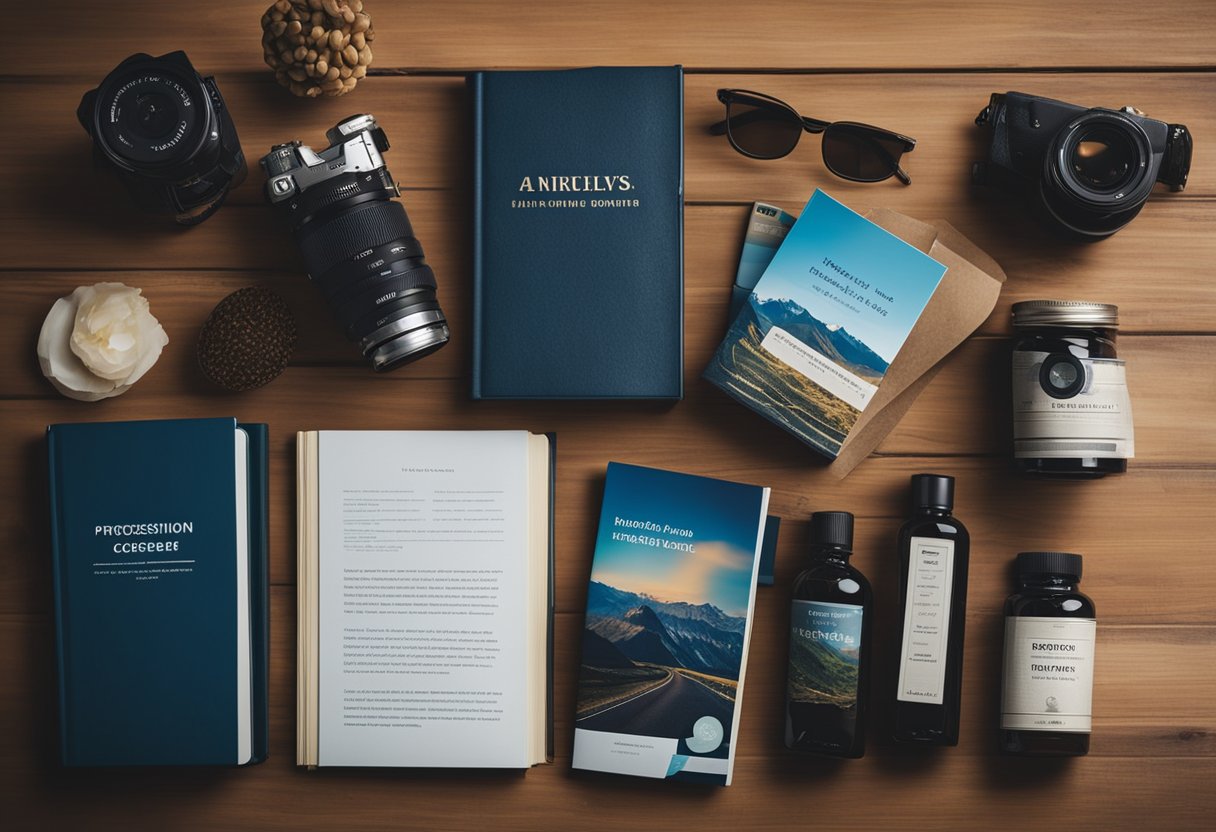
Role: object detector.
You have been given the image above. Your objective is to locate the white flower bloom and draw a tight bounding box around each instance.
[36,283,168,401]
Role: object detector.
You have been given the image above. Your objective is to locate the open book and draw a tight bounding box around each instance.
[297,430,554,768]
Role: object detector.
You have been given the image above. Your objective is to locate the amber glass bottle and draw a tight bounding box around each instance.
[785,511,873,758]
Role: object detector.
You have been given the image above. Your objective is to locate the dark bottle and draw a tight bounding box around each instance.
[785,511,873,758]
[893,474,970,745]
[1001,552,1096,756]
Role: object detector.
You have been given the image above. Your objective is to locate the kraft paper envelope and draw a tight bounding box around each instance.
[827,209,1006,477]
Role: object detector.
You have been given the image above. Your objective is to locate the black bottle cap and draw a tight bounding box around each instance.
[1016,551,1083,581]
[911,473,954,511]
[809,511,854,552]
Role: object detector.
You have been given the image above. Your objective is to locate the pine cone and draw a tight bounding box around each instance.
[261,0,374,98]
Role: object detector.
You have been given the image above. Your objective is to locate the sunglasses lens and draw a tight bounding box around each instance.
[725,101,802,159]
[822,124,908,182]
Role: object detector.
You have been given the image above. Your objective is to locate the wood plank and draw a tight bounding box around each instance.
[1,332,1210,456]
[3,609,1212,830]
[5,417,1215,624]
[11,72,1214,206]
[5,605,1213,757]
[12,0,1216,75]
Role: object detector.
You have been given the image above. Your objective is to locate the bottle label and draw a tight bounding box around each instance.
[896,537,955,705]
[1001,616,1096,733]
[788,600,863,712]
[1012,350,1135,460]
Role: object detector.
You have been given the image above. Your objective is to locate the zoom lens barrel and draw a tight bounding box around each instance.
[260,116,449,371]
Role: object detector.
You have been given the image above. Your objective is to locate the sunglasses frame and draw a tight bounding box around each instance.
[710,88,917,185]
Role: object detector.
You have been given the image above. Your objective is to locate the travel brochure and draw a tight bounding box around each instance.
[705,190,948,459]
[572,463,770,786]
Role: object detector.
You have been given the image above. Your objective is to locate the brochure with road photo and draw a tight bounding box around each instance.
[704,189,948,459]
[572,463,770,786]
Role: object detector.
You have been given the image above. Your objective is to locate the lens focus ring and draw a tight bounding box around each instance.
[296,200,417,277]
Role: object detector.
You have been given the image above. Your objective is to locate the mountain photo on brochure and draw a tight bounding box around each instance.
[704,189,947,459]
[573,463,769,785]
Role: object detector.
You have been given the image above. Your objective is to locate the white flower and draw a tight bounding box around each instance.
[36,283,169,401]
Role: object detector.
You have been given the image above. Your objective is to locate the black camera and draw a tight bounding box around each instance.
[260,115,449,372]
[77,51,246,225]
[973,91,1192,239]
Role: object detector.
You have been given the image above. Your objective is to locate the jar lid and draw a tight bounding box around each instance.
[1011,300,1118,329]
[1016,551,1083,581]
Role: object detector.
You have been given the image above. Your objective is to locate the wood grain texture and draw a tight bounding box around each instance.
[10,0,1216,74]
[3,1,1214,829]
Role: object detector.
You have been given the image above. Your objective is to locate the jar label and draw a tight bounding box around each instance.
[1001,616,1096,733]
[1012,350,1135,459]
[896,537,955,705]
[788,600,863,711]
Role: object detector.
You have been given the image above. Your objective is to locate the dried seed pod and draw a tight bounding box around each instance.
[262,0,375,98]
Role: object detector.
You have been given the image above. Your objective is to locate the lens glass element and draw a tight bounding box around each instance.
[1047,361,1079,389]
[823,124,906,182]
[1071,126,1136,191]
[726,101,802,159]
[125,91,181,141]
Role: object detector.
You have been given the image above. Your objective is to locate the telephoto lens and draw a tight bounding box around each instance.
[260,115,449,371]
[77,51,246,225]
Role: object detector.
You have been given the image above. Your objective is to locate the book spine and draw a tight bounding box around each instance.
[469,72,486,400]
[674,65,686,400]
[241,423,271,765]
[46,429,71,765]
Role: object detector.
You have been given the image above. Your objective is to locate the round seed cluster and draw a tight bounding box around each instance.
[261,0,374,98]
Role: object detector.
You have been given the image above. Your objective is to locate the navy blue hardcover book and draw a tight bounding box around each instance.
[470,66,684,399]
[47,417,269,766]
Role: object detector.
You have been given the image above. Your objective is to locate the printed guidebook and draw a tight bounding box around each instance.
[704,190,947,459]
[572,463,770,786]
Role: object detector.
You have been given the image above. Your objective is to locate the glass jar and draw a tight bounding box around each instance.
[1010,300,1134,477]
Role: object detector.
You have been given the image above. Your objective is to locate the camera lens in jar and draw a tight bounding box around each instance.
[1011,300,1133,477]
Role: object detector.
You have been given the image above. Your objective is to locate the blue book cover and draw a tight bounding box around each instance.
[705,190,947,458]
[47,417,268,766]
[469,66,684,399]
[572,463,770,786]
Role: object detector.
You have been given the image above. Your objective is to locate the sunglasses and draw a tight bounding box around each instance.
[711,89,917,185]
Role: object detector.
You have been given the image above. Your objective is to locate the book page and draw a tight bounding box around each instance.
[234,428,251,765]
[316,431,532,767]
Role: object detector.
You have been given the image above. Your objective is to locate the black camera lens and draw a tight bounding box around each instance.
[261,116,449,372]
[1039,353,1087,399]
[79,51,246,225]
[1040,110,1155,239]
[1070,126,1136,191]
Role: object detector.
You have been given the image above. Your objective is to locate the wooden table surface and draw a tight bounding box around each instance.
[3,1,1214,829]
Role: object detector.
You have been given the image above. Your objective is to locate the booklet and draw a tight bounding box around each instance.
[296,430,554,769]
[705,190,948,459]
[572,463,770,786]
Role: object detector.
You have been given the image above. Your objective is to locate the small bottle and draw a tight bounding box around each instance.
[893,474,970,745]
[1000,552,1096,756]
[785,511,873,758]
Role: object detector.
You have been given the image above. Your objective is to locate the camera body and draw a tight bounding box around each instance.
[261,114,449,372]
[974,91,1191,239]
[78,51,246,225]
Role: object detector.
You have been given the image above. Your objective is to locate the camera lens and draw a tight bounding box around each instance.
[1039,354,1086,399]
[1040,110,1155,239]
[282,162,448,371]
[1070,126,1136,191]
[80,52,246,225]
[96,69,203,167]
